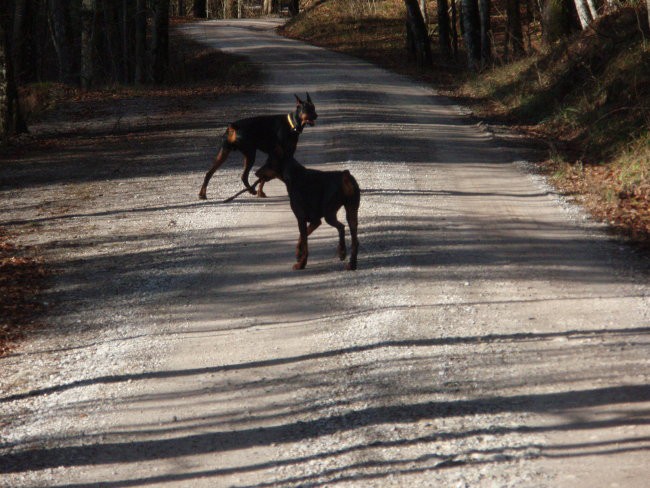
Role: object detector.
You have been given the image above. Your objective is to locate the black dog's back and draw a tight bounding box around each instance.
[226,114,295,156]
[287,165,354,220]
[280,158,360,270]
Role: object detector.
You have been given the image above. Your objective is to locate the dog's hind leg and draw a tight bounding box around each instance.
[199,146,232,200]
[241,149,257,195]
[344,204,359,270]
[325,212,347,261]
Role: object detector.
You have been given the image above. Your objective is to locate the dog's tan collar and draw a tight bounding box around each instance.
[287,113,302,133]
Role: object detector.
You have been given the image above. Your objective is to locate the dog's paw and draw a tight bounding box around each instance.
[337,246,347,261]
[345,262,357,271]
[198,192,207,200]
[257,191,267,198]
[293,263,306,270]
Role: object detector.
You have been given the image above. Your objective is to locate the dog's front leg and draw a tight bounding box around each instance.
[294,220,309,270]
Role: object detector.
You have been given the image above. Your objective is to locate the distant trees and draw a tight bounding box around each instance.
[2,1,178,89]
[409,0,641,71]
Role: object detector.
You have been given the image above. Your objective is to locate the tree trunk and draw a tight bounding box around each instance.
[48,0,76,84]
[478,0,491,67]
[237,0,242,18]
[122,0,135,83]
[506,0,525,59]
[437,0,452,60]
[152,0,169,84]
[404,0,432,69]
[647,0,650,32]
[461,0,481,70]
[451,0,459,60]
[135,0,147,83]
[573,0,592,29]
[178,0,185,16]
[585,0,597,19]
[541,0,573,44]
[80,0,94,89]
[289,0,299,16]
[419,0,429,25]
[11,0,28,84]
[193,0,206,18]
[0,0,27,142]
[1,3,10,142]
[224,0,232,18]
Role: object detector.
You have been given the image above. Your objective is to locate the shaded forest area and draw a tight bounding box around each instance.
[284,0,650,246]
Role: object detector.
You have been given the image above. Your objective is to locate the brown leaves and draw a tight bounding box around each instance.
[0,229,48,356]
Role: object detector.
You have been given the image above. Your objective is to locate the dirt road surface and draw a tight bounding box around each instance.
[1,19,649,487]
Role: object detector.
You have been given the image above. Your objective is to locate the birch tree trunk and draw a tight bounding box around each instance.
[574,0,592,29]
[585,0,598,20]
[419,0,429,25]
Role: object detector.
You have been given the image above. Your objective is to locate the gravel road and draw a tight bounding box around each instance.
[1,18,649,488]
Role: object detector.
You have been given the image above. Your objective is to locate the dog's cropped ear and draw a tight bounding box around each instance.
[306,92,313,104]
[294,94,304,105]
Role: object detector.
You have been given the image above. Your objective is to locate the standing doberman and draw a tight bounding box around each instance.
[256,156,360,271]
[198,94,318,200]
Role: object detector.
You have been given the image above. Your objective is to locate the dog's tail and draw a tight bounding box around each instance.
[342,170,360,206]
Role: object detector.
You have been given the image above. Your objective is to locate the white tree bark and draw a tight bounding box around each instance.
[419,0,428,24]
[586,0,598,20]
[574,0,593,29]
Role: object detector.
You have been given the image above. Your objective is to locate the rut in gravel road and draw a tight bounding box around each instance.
[1,18,649,488]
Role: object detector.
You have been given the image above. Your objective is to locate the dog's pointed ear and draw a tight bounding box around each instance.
[294,94,304,105]
[306,92,313,104]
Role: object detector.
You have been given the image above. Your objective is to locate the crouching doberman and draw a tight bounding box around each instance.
[198,94,318,200]
[257,157,360,271]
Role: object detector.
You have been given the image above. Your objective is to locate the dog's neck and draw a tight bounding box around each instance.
[287,111,303,134]
[282,157,307,185]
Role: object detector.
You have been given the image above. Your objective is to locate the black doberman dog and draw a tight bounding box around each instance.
[198,94,318,200]
[256,157,360,271]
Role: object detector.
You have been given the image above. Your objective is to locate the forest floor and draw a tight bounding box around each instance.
[283,0,650,249]
[0,15,649,488]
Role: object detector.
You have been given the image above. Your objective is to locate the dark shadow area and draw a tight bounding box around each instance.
[3,326,648,404]
[1,384,648,475]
